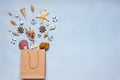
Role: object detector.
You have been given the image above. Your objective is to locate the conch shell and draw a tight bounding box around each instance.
[20,7,27,19]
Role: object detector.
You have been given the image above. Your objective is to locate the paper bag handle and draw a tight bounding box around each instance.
[27,51,39,69]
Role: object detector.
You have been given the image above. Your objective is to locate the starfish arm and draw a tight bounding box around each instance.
[45,17,49,21]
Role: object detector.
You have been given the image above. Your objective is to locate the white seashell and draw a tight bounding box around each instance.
[49,25,56,30]
[12,32,19,36]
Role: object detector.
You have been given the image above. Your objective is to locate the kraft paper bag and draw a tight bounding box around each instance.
[20,49,46,79]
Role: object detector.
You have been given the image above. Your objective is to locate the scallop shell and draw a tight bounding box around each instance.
[10,20,17,26]
[31,5,34,12]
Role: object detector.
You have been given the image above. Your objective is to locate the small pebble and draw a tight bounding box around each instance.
[20,20,24,26]
[30,45,34,49]
[34,44,38,49]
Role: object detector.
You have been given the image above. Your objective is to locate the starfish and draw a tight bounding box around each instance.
[36,10,49,23]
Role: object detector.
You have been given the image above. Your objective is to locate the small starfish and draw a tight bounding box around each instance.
[36,10,49,23]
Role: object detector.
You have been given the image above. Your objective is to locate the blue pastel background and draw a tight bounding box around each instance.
[0,0,120,80]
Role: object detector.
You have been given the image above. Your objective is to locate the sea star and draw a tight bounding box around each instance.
[36,10,49,23]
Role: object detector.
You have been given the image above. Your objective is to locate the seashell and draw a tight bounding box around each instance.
[19,40,29,49]
[39,42,49,50]
[8,12,12,16]
[10,20,17,26]
[31,5,34,12]
[44,32,48,38]
[34,44,38,49]
[49,25,56,30]
[12,32,19,36]
[20,7,27,19]
[27,28,35,41]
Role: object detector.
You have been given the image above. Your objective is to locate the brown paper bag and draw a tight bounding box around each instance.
[20,49,46,79]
